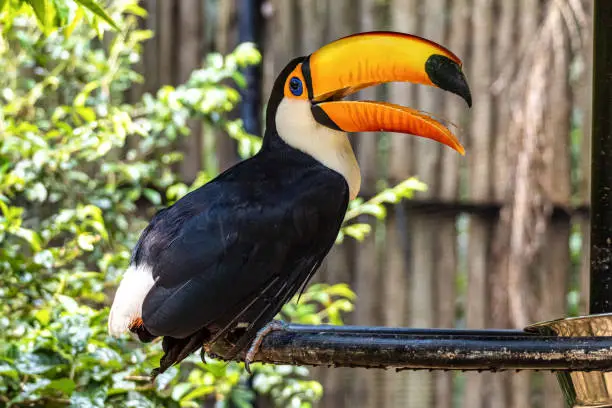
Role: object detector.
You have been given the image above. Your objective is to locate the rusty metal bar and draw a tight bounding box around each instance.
[232,324,612,372]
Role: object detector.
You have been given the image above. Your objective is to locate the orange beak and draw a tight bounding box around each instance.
[304,32,471,155]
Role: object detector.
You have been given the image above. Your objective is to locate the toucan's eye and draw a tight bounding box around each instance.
[289,77,303,96]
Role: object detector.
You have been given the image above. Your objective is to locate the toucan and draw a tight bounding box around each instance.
[108,31,471,376]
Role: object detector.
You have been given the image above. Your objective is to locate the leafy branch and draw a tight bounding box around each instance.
[0,0,118,36]
[338,177,427,243]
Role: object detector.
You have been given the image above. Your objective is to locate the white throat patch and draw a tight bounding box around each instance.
[108,263,155,337]
[275,98,361,199]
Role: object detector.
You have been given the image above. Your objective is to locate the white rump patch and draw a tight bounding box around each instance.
[108,263,155,337]
[275,98,361,199]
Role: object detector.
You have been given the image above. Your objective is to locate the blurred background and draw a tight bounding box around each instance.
[0,0,593,407]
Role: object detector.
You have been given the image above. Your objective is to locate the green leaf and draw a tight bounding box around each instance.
[15,351,65,375]
[143,188,161,205]
[76,106,96,122]
[0,0,7,13]
[74,80,100,107]
[0,361,18,380]
[13,227,42,251]
[64,6,83,37]
[19,378,52,399]
[77,233,96,251]
[342,223,372,242]
[56,294,79,313]
[34,308,51,326]
[130,29,154,43]
[28,0,48,28]
[181,385,215,402]
[171,383,193,401]
[398,177,427,192]
[358,203,387,219]
[376,190,399,204]
[47,378,76,394]
[74,0,119,30]
[326,284,357,300]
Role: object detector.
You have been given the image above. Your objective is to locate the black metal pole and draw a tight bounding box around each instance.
[238,0,262,136]
[213,324,612,372]
[590,0,612,314]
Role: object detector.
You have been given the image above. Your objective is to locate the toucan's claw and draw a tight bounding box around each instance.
[244,320,287,374]
[200,347,208,364]
[150,367,160,382]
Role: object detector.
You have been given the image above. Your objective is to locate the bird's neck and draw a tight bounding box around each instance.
[265,98,361,200]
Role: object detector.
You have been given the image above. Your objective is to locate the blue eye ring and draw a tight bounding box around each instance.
[289,77,303,96]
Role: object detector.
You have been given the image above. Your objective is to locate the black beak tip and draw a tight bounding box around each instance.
[462,87,473,108]
[425,54,472,108]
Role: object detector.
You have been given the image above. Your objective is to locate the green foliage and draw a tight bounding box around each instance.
[281,283,355,326]
[0,3,356,406]
[0,0,118,36]
[0,1,425,406]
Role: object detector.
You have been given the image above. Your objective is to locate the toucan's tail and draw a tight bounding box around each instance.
[151,330,210,379]
[127,318,209,379]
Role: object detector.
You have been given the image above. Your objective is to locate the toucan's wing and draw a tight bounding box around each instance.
[140,166,349,344]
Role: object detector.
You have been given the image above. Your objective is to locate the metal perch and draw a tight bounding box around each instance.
[210,324,612,372]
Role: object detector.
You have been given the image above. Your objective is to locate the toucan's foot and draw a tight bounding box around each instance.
[244,320,287,374]
[150,367,160,382]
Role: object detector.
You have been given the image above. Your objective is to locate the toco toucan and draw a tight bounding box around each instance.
[108,31,471,375]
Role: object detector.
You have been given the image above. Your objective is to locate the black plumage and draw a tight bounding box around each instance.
[130,58,349,374]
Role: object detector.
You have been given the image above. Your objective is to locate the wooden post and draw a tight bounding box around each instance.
[143,0,158,94]
[407,0,449,406]
[157,0,175,87]
[384,1,418,406]
[489,1,515,407]
[434,0,470,406]
[176,0,204,183]
[388,0,417,181]
[310,3,358,407]
[463,0,493,406]
[350,1,382,406]
[510,0,539,406]
[539,10,572,407]
[215,0,239,172]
